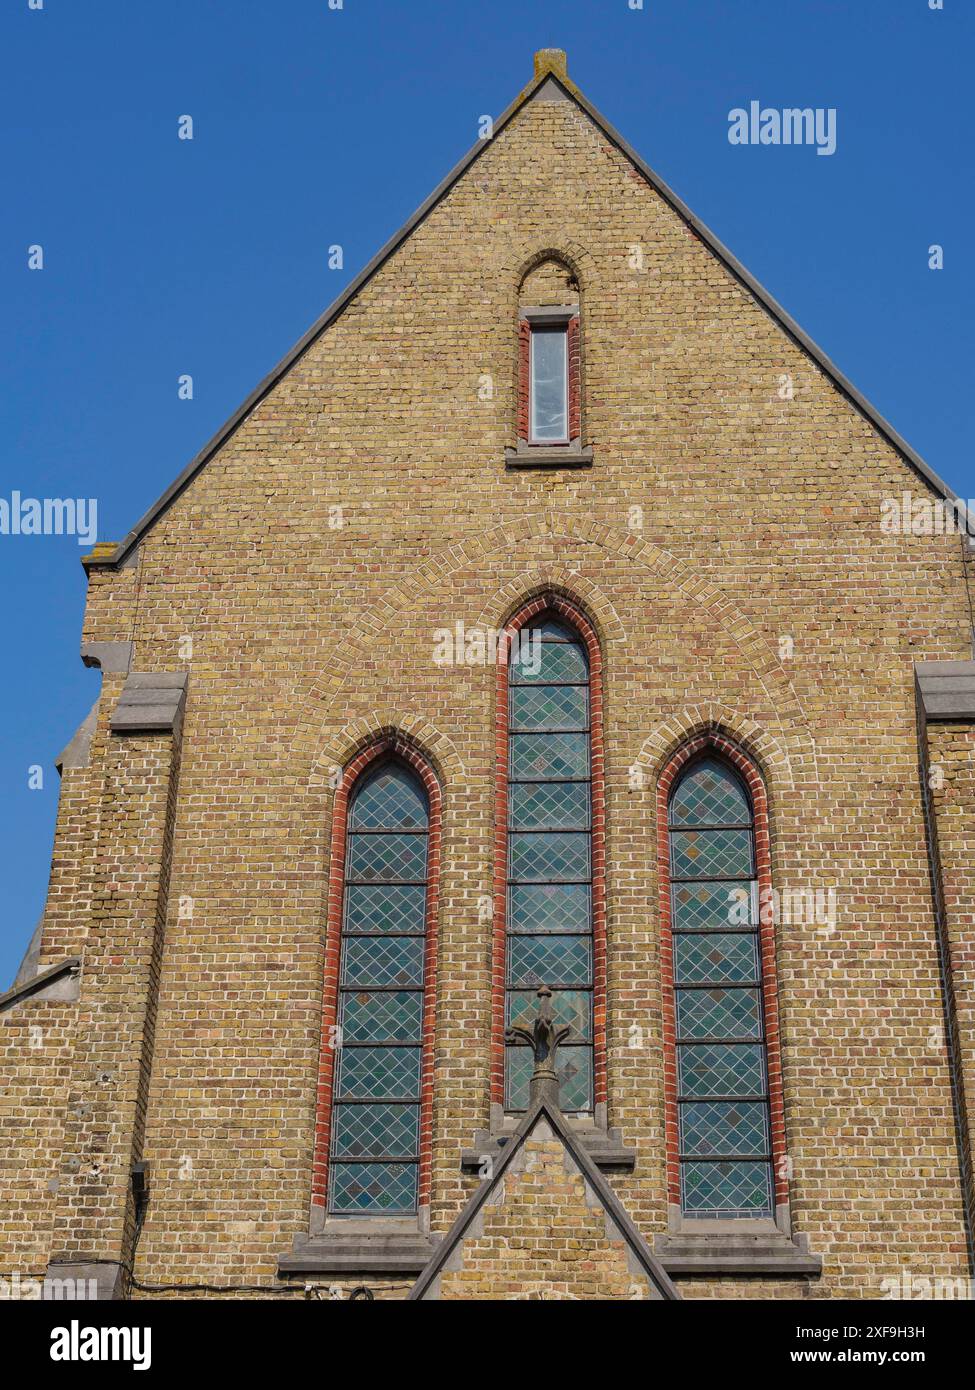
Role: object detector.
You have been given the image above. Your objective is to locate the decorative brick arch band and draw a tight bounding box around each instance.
[311,734,442,1215]
[491,592,608,1110]
[657,732,788,1214]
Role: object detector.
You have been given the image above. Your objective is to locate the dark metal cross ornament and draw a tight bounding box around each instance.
[504,984,570,1108]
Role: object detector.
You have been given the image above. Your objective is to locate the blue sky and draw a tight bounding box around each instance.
[1,0,971,987]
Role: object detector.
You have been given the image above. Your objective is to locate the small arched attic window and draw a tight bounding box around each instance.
[506,257,592,469]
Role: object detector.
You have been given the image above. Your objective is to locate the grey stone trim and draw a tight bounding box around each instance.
[916,661,975,721]
[110,672,188,735]
[85,65,966,571]
[410,1096,679,1300]
[505,442,593,469]
[11,918,44,989]
[278,1228,440,1277]
[518,304,579,323]
[461,1121,635,1173]
[44,1259,124,1300]
[56,694,100,773]
[81,641,133,673]
[0,957,80,1014]
[654,1202,821,1277]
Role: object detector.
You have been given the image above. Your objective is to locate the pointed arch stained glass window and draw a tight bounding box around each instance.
[329,764,429,1214]
[505,617,593,1112]
[669,758,773,1218]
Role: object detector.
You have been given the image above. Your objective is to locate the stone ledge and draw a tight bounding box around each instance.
[110,671,188,734]
[278,1231,440,1277]
[461,1124,635,1174]
[654,1231,822,1277]
[915,661,975,721]
[505,443,593,469]
[0,957,80,1014]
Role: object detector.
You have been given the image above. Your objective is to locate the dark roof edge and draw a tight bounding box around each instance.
[407,1096,680,1300]
[89,71,967,572]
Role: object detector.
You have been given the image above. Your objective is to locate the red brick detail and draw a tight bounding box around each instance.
[491,594,607,1109]
[517,319,531,441]
[310,736,442,1214]
[567,314,581,441]
[657,734,788,1210]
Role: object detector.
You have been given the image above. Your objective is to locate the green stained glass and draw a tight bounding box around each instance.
[670,758,750,827]
[342,936,424,989]
[329,1162,418,1213]
[510,733,588,781]
[678,1043,766,1098]
[679,1101,768,1158]
[345,884,426,934]
[510,684,588,731]
[677,987,762,1041]
[507,988,591,1041]
[350,767,428,830]
[511,781,590,831]
[509,884,591,934]
[671,828,752,881]
[672,881,753,931]
[348,832,427,883]
[510,639,588,685]
[507,935,592,988]
[340,990,422,1044]
[332,1103,419,1159]
[506,1044,592,1112]
[336,1045,421,1099]
[674,933,759,985]
[510,832,590,883]
[681,1161,772,1218]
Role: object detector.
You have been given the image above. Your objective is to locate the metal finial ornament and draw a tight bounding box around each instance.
[504,984,570,1108]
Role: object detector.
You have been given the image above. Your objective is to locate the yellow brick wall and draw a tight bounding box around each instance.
[4,87,973,1299]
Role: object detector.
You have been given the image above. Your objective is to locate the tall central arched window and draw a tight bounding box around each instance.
[328,762,430,1215]
[667,755,774,1218]
[504,614,595,1112]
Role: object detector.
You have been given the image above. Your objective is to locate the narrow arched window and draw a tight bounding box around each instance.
[503,612,595,1112]
[327,761,430,1215]
[666,755,775,1218]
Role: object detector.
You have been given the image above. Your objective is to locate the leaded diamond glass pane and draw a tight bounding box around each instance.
[509,884,591,934]
[674,933,759,985]
[670,759,751,827]
[340,991,422,1043]
[507,989,591,1041]
[677,987,762,1040]
[342,937,424,988]
[510,684,588,732]
[671,829,752,881]
[681,1160,772,1217]
[345,884,426,934]
[678,1043,766,1098]
[510,733,588,781]
[348,832,427,883]
[511,782,590,831]
[679,1101,769,1158]
[506,1044,592,1112]
[511,639,588,685]
[336,1046,421,1099]
[509,832,590,883]
[350,768,428,830]
[507,935,592,988]
[673,881,754,931]
[329,1162,418,1214]
[332,1103,419,1159]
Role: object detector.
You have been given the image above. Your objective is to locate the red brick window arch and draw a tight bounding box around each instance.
[312,738,441,1218]
[492,595,606,1114]
[658,736,787,1220]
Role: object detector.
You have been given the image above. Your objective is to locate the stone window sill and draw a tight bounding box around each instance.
[278,1216,440,1277]
[461,1109,634,1174]
[505,441,593,469]
[654,1223,822,1277]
